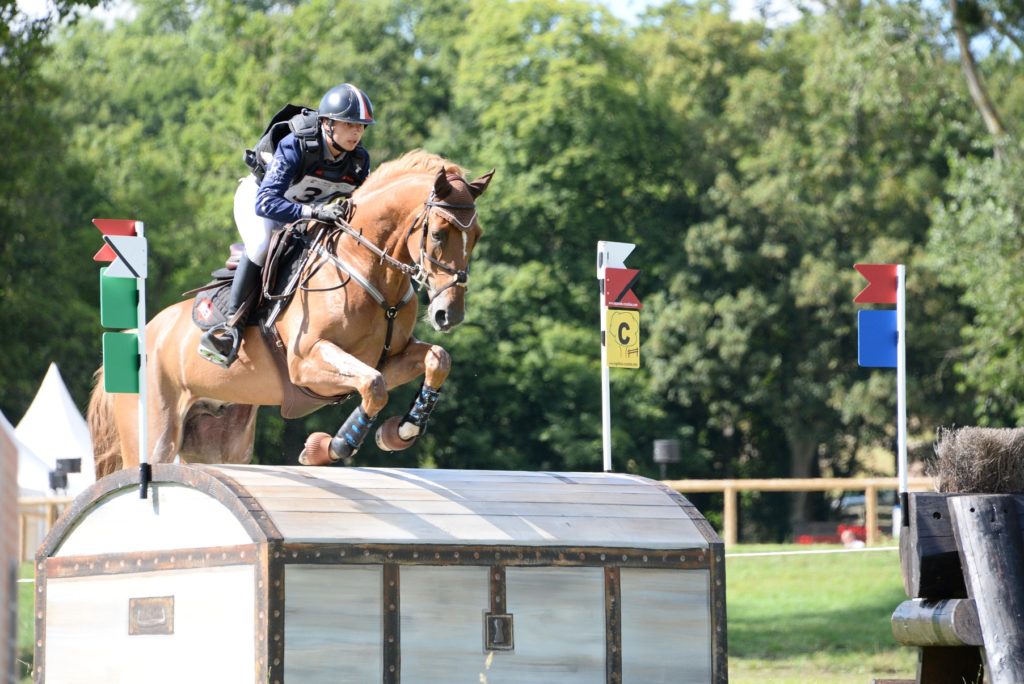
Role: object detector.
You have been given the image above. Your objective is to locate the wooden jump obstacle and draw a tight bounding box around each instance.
[34,464,726,683]
[893,492,1024,684]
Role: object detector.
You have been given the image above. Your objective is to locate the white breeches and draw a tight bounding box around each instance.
[234,175,283,267]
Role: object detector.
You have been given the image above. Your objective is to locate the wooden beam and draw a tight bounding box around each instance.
[949,495,1024,684]
[891,598,982,647]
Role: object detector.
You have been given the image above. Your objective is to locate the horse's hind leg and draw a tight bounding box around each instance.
[375,338,451,452]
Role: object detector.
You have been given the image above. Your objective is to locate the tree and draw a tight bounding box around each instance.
[644,2,974,526]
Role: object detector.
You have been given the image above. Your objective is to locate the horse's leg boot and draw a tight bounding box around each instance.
[376,384,441,452]
[298,405,375,466]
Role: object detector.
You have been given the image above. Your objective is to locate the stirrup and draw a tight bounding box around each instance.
[197,324,241,368]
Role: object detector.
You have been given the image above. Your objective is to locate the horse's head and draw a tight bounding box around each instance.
[409,166,494,332]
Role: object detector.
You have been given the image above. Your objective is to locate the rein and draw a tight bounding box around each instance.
[298,179,477,368]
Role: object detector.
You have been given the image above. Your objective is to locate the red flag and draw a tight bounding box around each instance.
[853,264,898,304]
[93,219,138,262]
[604,267,642,310]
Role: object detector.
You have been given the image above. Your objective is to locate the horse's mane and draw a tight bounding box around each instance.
[356,149,467,196]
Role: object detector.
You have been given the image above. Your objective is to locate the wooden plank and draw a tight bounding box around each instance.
[620,568,712,683]
[891,599,982,646]
[268,511,709,548]
[256,497,693,518]
[398,566,489,682]
[213,465,649,487]
[283,564,382,684]
[221,485,673,505]
[44,566,256,683]
[901,492,1024,598]
[917,646,983,684]
[949,495,1024,684]
[900,492,968,599]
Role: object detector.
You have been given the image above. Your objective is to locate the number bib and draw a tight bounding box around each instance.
[284,175,356,204]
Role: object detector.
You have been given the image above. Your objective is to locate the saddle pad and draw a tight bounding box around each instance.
[192,281,232,331]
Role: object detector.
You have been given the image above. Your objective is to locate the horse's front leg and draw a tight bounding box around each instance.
[291,339,389,466]
[375,337,451,452]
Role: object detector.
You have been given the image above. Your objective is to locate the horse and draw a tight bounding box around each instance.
[87,150,493,476]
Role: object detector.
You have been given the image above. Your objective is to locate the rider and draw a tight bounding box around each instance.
[198,83,375,367]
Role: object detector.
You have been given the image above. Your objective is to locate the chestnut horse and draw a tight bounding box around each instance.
[88,150,493,476]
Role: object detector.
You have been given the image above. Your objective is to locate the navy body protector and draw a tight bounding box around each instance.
[243,103,321,182]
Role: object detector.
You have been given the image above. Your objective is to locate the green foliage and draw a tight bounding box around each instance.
[3,0,1022,537]
[929,147,1024,422]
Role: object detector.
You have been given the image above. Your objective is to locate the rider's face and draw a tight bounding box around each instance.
[327,121,366,153]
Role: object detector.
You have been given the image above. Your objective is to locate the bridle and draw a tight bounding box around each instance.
[406,189,476,297]
[301,176,478,368]
[310,179,477,301]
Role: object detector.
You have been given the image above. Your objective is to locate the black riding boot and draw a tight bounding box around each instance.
[198,254,263,368]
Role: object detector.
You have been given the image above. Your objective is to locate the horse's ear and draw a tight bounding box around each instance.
[434,167,453,199]
[468,169,495,198]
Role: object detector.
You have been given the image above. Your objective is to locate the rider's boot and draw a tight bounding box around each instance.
[198,254,263,368]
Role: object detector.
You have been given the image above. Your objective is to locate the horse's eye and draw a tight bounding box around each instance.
[431,230,446,243]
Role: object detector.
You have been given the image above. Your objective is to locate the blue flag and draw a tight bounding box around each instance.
[858,310,897,368]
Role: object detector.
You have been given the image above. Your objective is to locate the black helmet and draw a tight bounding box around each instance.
[318,83,375,125]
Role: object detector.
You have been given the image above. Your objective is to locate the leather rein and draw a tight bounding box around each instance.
[299,184,477,369]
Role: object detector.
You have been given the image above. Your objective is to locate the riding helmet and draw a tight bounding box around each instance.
[318,83,375,125]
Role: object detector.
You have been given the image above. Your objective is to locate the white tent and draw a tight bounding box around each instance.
[1,410,51,497]
[15,363,95,496]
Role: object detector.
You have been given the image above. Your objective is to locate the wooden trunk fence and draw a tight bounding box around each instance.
[666,477,934,546]
[895,491,1024,684]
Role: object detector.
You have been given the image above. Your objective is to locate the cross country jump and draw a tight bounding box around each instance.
[88,151,494,476]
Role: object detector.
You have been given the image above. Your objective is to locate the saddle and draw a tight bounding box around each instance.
[187,225,352,419]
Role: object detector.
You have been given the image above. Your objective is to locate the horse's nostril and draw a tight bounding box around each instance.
[434,309,448,328]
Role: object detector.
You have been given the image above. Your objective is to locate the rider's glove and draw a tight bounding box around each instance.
[308,201,349,224]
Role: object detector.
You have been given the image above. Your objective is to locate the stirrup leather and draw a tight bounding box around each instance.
[198,323,242,368]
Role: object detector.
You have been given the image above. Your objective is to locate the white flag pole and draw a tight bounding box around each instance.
[896,264,908,517]
[135,221,150,499]
[598,246,613,473]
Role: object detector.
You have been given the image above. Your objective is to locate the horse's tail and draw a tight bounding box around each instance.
[87,368,122,478]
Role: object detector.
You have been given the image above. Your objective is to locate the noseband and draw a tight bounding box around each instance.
[405,190,476,298]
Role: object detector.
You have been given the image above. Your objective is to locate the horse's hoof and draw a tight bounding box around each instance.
[299,432,336,466]
[375,416,416,452]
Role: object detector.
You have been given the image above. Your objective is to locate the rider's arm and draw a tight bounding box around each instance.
[254,134,313,223]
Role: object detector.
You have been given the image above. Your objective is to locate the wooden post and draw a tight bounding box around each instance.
[948,495,1024,684]
[865,483,878,545]
[723,486,737,546]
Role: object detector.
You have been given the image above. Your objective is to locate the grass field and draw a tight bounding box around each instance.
[727,544,916,683]
[17,545,916,682]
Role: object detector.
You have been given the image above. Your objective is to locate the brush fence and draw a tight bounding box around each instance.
[35,464,726,683]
